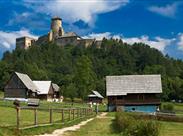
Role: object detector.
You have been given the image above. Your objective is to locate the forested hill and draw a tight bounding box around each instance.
[1,39,183,101]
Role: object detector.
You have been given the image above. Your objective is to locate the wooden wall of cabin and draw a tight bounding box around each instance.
[4,88,27,98]
[48,85,54,99]
[37,94,47,100]
[108,93,160,105]
[88,97,102,103]
[37,86,54,100]
[4,74,28,98]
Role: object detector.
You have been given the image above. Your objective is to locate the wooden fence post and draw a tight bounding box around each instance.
[90,108,92,115]
[69,109,71,120]
[73,109,75,120]
[62,109,64,122]
[77,108,79,118]
[49,108,53,124]
[16,107,20,129]
[80,108,82,117]
[34,108,37,126]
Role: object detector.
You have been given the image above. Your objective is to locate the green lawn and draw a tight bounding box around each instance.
[64,117,118,136]
[0,115,95,136]
[0,106,78,128]
[64,113,183,136]
[0,99,94,136]
[0,91,4,98]
[160,121,183,136]
[162,102,183,111]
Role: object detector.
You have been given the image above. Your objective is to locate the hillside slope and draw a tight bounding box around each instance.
[1,39,183,100]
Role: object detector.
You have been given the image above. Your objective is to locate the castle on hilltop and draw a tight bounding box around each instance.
[16,17,102,49]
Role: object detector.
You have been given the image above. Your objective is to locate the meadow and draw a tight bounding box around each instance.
[0,92,183,136]
[64,113,183,136]
[0,98,94,136]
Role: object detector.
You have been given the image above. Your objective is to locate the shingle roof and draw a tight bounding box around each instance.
[15,72,38,92]
[33,81,52,94]
[88,90,104,99]
[52,83,60,92]
[106,75,162,96]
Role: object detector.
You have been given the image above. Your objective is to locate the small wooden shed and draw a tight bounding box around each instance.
[33,81,54,101]
[88,90,104,104]
[4,72,38,98]
[52,83,60,98]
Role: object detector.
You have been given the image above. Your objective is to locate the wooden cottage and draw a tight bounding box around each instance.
[88,90,104,104]
[106,75,162,113]
[52,83,60,98]
[4,72,38,99]
[33,81,54,101]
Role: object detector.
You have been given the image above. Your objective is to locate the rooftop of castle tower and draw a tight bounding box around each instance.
[52,16,62,21]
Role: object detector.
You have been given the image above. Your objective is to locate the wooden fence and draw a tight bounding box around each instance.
[15,106,93,129]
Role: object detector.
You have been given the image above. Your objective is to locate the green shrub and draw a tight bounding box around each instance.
[162,103,174,112]
[114,112,135,132]
[114,112,160,136]
[129,120,160,136]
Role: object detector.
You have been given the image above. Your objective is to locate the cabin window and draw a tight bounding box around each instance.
[138,94,144,100]
[117,96,123,100]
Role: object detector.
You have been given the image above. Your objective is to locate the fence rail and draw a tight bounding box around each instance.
[15,106,93,129]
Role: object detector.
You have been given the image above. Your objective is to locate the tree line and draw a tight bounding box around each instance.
[0,38,183,101]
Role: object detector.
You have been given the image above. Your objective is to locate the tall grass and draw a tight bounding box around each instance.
[114,112,160,136]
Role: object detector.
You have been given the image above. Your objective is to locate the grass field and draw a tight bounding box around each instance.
[0,115,95,136]
[64,117,117,136]
[0,91,183,136]
[0,91,3,98]
[0,99,95,136]
[64,113,183,136]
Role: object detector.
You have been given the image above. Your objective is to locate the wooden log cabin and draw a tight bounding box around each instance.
[106,75,162,113]
[88,90,104,104]
[4,72,59,101]
[33,81,54,101]
[4,72,38,99]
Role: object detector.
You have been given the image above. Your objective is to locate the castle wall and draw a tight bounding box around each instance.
[16,37,35,49]
[55,36,78,46]
[77,39,95,47]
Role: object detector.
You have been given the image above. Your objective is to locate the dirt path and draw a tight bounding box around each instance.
[36,113,107,136]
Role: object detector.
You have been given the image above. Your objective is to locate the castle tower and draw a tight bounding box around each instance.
[51,16,64,39]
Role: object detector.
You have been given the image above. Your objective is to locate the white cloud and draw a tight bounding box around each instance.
[0,29,38,49]
[177,33,183,51]
[8,12,32,26]
[22,0,129,26]
[83,32,111,40]
[148,2,180,18]
[83,32,174,52]
[123,36,175,52]
[83,32,123,40]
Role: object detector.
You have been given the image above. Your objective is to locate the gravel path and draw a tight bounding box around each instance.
[36,113,107,136]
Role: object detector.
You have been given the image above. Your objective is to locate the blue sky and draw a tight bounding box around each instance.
[1,0,183,59]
